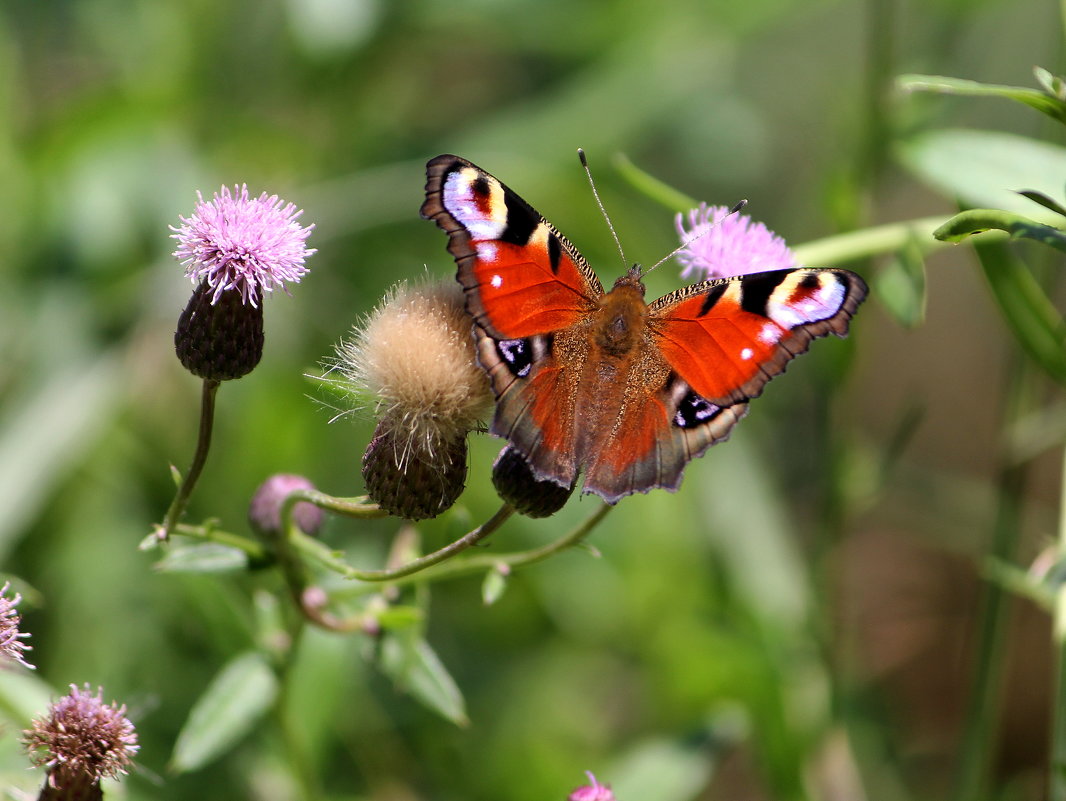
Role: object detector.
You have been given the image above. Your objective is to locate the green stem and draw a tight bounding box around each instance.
[281,489,388,520]
[792,215,973,267]
[1051,443,1066,800]
[172,522,270,563]
[288,503,515,582]
[160,379,220,540]
[335,501,613,595]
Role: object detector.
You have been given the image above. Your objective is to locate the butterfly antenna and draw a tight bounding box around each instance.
[642,199,748,277]
[578,148,628,270]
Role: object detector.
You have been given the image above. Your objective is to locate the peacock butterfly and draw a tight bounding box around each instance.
[421,154,867,504]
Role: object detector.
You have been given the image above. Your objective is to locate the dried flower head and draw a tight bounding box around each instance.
[568,772,616,801]
[25,685,138,793]
[492,445,574,517]
[0,583,32,669]
[172,184,315,308]
[331,279,492,519]
[675,202,797,281]
[249,473,324,536]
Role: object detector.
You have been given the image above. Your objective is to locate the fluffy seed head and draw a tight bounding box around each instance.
[675,202,797,280]
[333,279,492,459]
[0,583,32,669]
[330,279,491,519]
[25,685,138,789]
[172,184,315,308]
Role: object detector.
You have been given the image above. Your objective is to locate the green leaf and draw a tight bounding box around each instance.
[1034,66,1066,100]
[934,208,1066,254]
[170,651,279,774]
[900,129,1066,216]
[1017,190,1066,219]
[874,234,927,328]
[481,566,509,606]
[154,543,249,573]
[898,73,1066,124]
[966,236,1066,385]
[379,633,467,726]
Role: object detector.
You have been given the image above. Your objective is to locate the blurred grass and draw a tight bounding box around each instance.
[0,0,1063,798]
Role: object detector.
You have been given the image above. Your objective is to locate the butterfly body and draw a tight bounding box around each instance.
[422,155,866,504]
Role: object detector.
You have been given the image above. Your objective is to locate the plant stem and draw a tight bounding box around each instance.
[160,379,220,540]
[172,522,271,563]
[288,503,515,582]
[337,501,613,594]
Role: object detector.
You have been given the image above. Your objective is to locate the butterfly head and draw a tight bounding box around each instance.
[612,263,647,296]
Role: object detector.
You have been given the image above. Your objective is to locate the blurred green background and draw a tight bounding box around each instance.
[0,0,1063,799]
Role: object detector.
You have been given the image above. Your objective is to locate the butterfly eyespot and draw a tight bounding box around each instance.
[674,390,723,429]
[497,338,533,378]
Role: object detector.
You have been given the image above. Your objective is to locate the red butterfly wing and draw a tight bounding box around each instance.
[421,155,604,489]
[421,155,603,340]
[580,268,867,502]
[650,268,867,405]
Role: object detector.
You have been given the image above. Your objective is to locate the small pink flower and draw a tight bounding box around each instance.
[0,582,33,669]
[24,684,138,789]
[675,202,797,281]
[568,772,616,801]
[172,184,315,307]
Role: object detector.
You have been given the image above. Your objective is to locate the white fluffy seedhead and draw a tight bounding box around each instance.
[334,279,492,461]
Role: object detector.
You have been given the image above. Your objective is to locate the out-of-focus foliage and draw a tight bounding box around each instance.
[0,0,1062,799]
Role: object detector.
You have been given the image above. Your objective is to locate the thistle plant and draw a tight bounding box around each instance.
[0,582,33,669]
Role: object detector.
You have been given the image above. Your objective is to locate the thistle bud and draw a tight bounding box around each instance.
[330,280,492,520]
[175,280,264,380]
[249,474,324,536]
[492,445,574,517]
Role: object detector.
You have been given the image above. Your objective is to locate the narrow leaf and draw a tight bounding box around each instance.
[1018,189,1066,219]
[934,208,1066,254]
[898,73,1066,123]
[969,237,1066,385]
[170,651,278,773]
[380,634,467,726]
[612,152,698,213]
[374,605,424,630]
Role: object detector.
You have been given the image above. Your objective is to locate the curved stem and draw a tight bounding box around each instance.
[159,379,220,540]
[281,489,388,520]
[288,503,515,582]
[171,522,271,563]
[332,501,613,596]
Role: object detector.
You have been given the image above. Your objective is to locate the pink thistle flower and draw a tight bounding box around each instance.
[675,202,797,281]
[568,772,616,801]
[172,184,315,308]
[0,582,33,669]
[24,684,139,792]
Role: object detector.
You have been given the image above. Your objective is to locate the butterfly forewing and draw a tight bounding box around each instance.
[421,155,603,340]
[649,268,867,405]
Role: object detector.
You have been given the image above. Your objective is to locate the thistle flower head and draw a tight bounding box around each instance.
[675,202,797,281]
[330,279,492,519]
[25,685,138,791]
[0,583,32,669]
[172,184,315,308]
[568,772,616,801]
